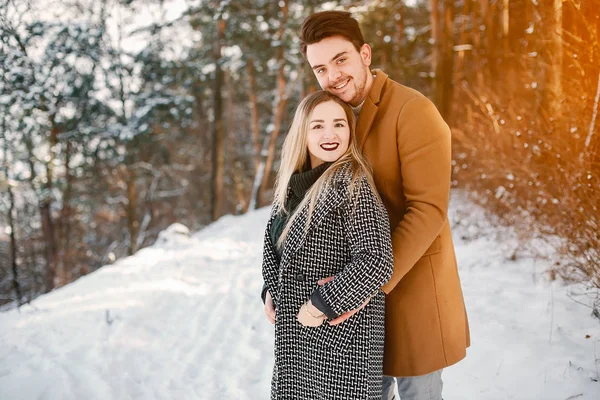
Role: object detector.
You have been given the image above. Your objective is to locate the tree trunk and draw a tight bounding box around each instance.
[225,69,240,213]
[454,0,471,88]
[394,1,405,80]
[545,0,563,119]
[438,0,455,122]
[126,169,138,255]
[256,0,289,207]
[211,17,226,221]
[501,0,511,95]
[430,0,441,102]
[2,121,21,304]
[481,0,497,83]
[7,180,20,303]
[246,56,262,211]
[248,136,268,211]
[584,72,600,151]
[232,161,248,214]
[502,0,509,58]
[469,0,483,89]
[58,140,73,285]
[470,0,484,89]
[40,115,60,292]
[40,201,57,291]
[508,0,527,98]
[247,57,261,170]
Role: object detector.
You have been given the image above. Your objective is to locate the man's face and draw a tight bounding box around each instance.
[305,36,372,107]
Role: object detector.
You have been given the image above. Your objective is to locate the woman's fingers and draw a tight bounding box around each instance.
[265,291,276,324]
[317,276,335,285]
[265,305,275,324]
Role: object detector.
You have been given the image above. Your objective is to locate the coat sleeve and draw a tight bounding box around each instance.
[261,208,281,306]
[311,175,394,318]
[381,96,452,293]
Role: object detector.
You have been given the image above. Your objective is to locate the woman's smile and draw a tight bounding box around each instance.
[320,142,340,151]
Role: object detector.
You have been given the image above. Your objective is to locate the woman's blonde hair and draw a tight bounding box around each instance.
[273,90,379,248]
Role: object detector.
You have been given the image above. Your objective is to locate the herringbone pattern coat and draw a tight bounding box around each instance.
[262,168,393,400]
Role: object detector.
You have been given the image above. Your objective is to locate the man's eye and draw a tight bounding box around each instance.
[336,58,346,64]
[316,68,325,74]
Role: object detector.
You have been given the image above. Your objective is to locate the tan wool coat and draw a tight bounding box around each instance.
[357,69,470,377]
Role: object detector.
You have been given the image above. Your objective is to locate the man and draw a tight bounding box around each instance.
[264,10,470,400]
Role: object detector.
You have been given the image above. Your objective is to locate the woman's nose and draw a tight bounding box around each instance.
[322,127,335,139]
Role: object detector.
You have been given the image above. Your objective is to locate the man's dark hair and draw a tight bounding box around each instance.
[299,11,365,56]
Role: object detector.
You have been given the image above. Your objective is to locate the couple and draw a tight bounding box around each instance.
[261,11,470,400]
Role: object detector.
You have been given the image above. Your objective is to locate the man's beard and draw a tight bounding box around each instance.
[326,69,367,106]
[346,69,367,106]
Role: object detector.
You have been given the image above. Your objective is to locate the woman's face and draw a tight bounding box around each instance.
[306,101,350,169]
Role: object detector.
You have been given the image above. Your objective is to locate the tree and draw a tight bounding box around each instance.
[256,0,290,208]
[211,8,226,221]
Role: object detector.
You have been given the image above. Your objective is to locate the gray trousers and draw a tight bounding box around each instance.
[381,370,443,400]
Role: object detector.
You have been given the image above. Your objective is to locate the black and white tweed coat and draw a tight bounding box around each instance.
[262,167,394,400]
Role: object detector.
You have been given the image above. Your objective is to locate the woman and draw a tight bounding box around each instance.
[261,90,394,400]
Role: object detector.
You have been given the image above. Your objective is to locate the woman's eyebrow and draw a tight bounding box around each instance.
[310,118,347,123]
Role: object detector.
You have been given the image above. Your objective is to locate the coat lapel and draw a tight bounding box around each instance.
[356,69,388,150]
[356,101,377,150]
[263,205,280,261]
[280,187,343,265]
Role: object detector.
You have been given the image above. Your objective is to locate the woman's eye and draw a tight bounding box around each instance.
[335,123,345,128]
[311,124,322,129]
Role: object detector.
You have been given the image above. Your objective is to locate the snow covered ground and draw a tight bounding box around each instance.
[1,191,599,400]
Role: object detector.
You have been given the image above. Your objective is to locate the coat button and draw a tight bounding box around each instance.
[295,273,305,282]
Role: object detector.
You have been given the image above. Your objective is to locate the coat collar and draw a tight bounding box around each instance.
[289,162,331,199]
[278,185,343,265]
[356,69,388,149]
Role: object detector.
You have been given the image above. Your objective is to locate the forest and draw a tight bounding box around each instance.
[1,0,598,312]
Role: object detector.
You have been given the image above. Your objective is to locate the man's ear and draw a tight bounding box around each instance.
[360,43,372,67]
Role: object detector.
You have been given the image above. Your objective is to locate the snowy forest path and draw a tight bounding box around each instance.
[1,196,599,400]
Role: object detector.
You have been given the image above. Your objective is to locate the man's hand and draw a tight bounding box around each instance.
[264,291,276,324]
[328,298,370,325]
[317,276,335,285]
[318,276,371,326]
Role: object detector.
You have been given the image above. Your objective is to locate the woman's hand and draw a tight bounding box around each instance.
[264,291,276,324]
[296,300,326,327]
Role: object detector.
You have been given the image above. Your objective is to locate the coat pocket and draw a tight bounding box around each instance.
[299,307,365,354]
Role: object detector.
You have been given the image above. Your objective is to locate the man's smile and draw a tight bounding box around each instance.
[332,78,350,91]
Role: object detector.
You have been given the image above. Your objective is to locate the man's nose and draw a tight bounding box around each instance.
[328,67,341,83]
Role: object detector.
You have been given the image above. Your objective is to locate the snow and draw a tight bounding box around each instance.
[1,191,599,400]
